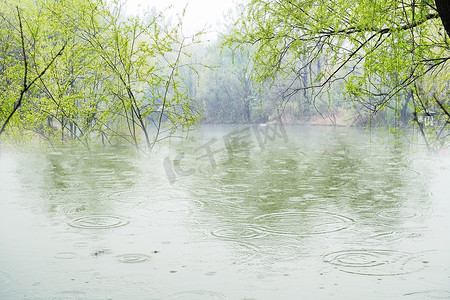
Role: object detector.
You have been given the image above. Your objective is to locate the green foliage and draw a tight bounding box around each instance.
[0,0,203,151]
[226,0,450,147]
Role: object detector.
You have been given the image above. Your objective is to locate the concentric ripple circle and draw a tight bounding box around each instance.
[116,253,150,263]
[211,224,266,240]
[68,215,129,229]
[323,249,423,276]
[254,211,353,236]
[377,209,418,219]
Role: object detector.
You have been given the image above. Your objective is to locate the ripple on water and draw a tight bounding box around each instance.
[211,224,267,240]
[183,240,259,265]
[393,167,422,178]
[0,271,12,292]
[163,290,226,299]
[116,253,150,263]
[363,231,422,245]
[323,250,424,276]
[89,168,116,176]
[107,190,152,208]
[210,195,247,207]
[297,184,315,191]
[224,167,249,174]
[99,275,161,299]
[150,199,205,218]
[377,208,420,220]
[254,211,354,236]
[54,252,78,259]
[68,215,129,229]
[107,189,152,201]
[219,183,251,194]
[257,240,306,261]
[288,196,305,202]
[190,187,213,197]
[51,291,87,300]
[404,290,450,298]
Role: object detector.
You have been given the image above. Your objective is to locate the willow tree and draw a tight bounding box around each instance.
[227,0,450,149]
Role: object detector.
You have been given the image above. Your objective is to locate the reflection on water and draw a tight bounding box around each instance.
[1,126,450,299]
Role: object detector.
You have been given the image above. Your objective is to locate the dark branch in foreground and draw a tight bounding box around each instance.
[0,7,66,139]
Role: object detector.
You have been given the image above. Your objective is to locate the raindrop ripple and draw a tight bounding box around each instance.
[254,211,354,236]
[68,215,129,229]
[116,253,150,263]
[323,249,423,276]
[211,224,267,240]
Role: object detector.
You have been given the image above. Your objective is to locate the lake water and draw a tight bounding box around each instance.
[1,125,450,299]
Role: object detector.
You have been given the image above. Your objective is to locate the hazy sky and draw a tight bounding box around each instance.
[125,0,239,38]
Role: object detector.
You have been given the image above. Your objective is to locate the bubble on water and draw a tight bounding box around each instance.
[92,249,112,256]
[116,253,150,263]
[254,211,354,236]
[323,249,423,276]
[163,290,226,299]
[68,215,129,229]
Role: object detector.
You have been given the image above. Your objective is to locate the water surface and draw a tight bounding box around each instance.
[1,125,449,299]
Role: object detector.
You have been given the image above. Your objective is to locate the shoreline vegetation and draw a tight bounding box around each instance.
[1,0,449,153]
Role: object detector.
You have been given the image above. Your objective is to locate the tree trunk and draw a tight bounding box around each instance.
[435,0,450,37]
[245,100,251,123]
[400,92,412,126]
